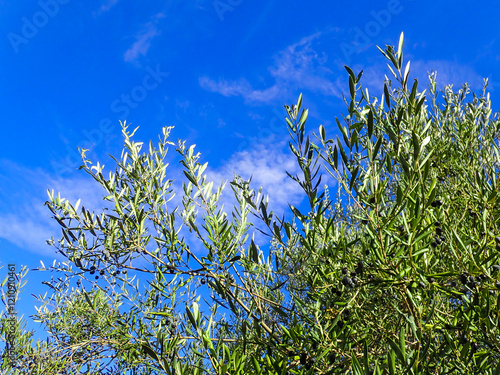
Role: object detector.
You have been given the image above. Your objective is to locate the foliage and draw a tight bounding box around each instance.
[2,33,500,374]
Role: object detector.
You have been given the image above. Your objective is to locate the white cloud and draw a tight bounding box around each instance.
[124,14,165,63]
[199,77,282,104]
[0,159,110,258]
[97,0,120,14]
[409,60,485,90]
[208,143,304,213]
[124,25,159,63]
[199,32,345,104]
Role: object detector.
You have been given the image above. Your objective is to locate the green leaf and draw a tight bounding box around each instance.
[229,255,241,263]
[344,65,355,80]
[384,83,391,108]
[183,170,198,186]
[249,239,259,263]
[349,76,355,98]
[372,135,383,161]
[332,144,339,169]
[142,343,160,361]
[367,109,374,138]
[298,108,308,128]
[397,32,404,64]
[319,124,326,141]
[186,305,197,330]
[296,93,303,114]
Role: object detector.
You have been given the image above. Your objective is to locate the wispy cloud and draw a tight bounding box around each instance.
[208,143,304,213]
[97,0,120,14]
[124,14,165,63]
[199,32,344,104]
[0,159,110,258]
[409,59,485,90]
[199,77,282,104]
[124,26,159,63]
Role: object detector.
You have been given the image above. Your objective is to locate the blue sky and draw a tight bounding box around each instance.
[1,0,500,359]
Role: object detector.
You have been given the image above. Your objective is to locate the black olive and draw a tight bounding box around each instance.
[431,242,438,248]
[90,270,95,275]
[342,277,353,287]
[472,342,479,351]
[328,353,336,364]
[450,281,457,287]
[365,249,370,255]
[352,276,358,284]
[460,274,468,284]
[398,225,405,232]
[337,320,344,328]
[390,252,396,258]
[300,353,307,365]
[90,265,96,271]
[435,227,442,235]
[95,276,99,280]
[100,270,105,275]
[428,277,436,284]
[469,276,475,283]
[434,221,441,227]
[201,278,206,285]
[341,267,348,275]
[350,271,357,277]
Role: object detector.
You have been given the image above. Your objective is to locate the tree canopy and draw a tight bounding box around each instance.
[2,33,500,374]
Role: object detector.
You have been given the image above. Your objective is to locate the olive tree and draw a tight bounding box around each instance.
[210,33,500,374]
[2,33,500,374]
